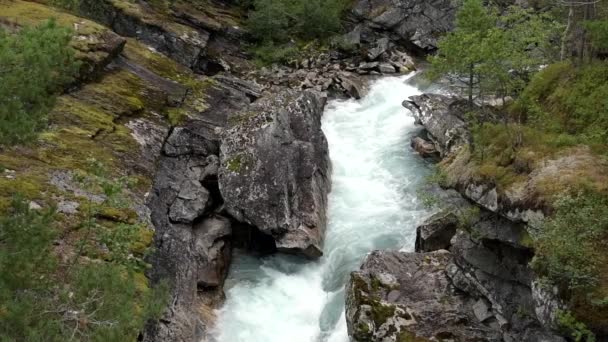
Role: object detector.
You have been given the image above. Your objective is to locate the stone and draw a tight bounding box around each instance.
[28,201,42,210]
[219,90,330,258]
[80,0,210,68]
[351,0,457,50]
[126,119,170,172]
[531,280,565,330]
[341,25,362,48]
[58,200,80,215]
[367,38,390,60]
[473,299,493,322]
[415,210,458,252]
[164,127,219,157]
[403,94,471,156]
[337,72,368,99]
[346,250,503,341]
[194,216,232,288]
[357,61,379,70]
[410,136,438,158]
[169,180,212,224]
[378,62,396,73]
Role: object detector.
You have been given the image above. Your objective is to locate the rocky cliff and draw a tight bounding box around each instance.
[344,93,576,341]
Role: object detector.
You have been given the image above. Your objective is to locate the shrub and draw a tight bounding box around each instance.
[557,310,596,342]
[0,19,80,145]
[532,191,608,294]
[0,162,168,340]
[247,0,348,43]
[251,42,299,65]
[514,61,608,145]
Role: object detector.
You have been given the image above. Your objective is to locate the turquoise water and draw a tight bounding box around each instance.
[213,74,432,342]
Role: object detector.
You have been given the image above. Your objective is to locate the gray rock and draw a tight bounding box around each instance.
[28,201,42,210]
[126,118,169,172]
[378,62,396,73]
[337,72,368,99]
[169,180,212,224]
[164,127,219,157]
[80,0,209,68]
[531,280,565,330]
[410,136,438,158]
[351,0,457,50]
[346,250,503,341]
[341,24,362,48]
[194,216,232,288]
[403,94,471,156]
[357,61,379,70]
[58,200,80,215]
[219,89,330,258]
[367,38,390,60]
[473,298,494,322]
[415,210,458,252]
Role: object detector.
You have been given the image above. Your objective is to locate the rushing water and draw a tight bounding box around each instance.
[213,74,433,342]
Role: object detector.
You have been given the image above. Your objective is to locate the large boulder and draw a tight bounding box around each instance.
[403,94,471,157]
[346,250,503,341]
[219,89,331,258]
[351,0,457,50]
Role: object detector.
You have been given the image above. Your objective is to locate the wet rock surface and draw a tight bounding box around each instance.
[219,90,331,258]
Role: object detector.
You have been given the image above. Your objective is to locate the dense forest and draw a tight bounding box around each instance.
[0,0,607,341]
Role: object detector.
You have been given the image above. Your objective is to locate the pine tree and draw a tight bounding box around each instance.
[0,19,80,146]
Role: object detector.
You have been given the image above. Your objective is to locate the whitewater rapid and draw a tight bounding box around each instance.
[213,74,432,342]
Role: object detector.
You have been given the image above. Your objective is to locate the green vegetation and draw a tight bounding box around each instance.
[513,61,608,145]
[531,192,608,335]
[246,0,349,63]
[430,0,608,335]
[557,310,597,342]
[0,19,80,145]
[0,162,168,341]
[429,0,559,104]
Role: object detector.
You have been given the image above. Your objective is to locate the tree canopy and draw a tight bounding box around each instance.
[0,19,80,146]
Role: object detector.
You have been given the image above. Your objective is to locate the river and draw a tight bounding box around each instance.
[213,74,432,342]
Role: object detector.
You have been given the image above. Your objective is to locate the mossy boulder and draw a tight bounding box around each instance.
[345,250,503,341]
[219,89,330,258]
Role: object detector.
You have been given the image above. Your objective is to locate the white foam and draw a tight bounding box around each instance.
[213,74,431,342]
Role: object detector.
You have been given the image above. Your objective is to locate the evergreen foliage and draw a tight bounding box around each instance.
[514,61,608,145]
[248,0,346,43]
[0,19,80,146]
[247,0,348,63]
[0,161,168,341]
[428,0,559,104]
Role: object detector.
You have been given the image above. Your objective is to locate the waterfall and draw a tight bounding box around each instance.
[213,74,432,342]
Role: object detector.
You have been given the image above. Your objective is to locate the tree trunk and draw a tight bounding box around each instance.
[468,65,474,107]
[561,6,575,61]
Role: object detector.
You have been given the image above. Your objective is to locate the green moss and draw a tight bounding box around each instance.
[369,299,396,326]
[131,228,154,255]
[166,108,188,126]
[226,154,248,173]
[97,207,138,224]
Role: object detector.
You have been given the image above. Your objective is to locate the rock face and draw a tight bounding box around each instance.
[144,75,260,341]
[415,210,458,252]
[346,250,503,341]
[351,0,457,50]
[403,94,471,157]
[219,90,331,258]
[350,178,567,341]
